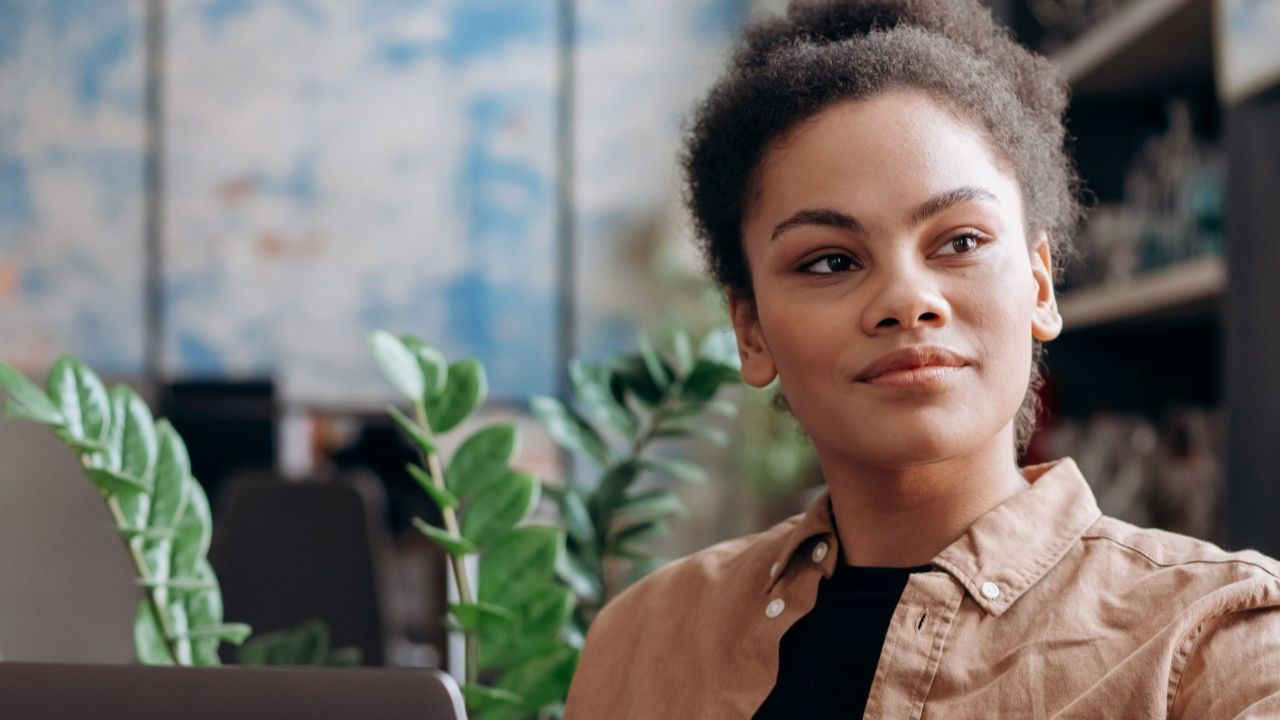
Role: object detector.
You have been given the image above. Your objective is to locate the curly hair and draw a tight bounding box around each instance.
[679,0,1085,459]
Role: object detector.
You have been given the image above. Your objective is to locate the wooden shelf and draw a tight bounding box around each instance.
[1050,0,1214,98]
[1058,255,1225,331]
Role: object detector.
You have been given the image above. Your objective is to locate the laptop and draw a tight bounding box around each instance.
[0,662,467,720]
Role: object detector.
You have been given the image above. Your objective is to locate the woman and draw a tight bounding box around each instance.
[564,1,1280,717]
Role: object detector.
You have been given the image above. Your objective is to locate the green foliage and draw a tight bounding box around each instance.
[0,356,250,666]
[1,356,357,670]
[532,327,742,632]
[237,618,362,667]
[372,333,576,720]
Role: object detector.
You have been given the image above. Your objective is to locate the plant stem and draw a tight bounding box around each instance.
[103,494,185,664]
[413,400,479,688]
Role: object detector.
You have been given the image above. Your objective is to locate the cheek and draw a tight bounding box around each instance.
[966,263,1038,395]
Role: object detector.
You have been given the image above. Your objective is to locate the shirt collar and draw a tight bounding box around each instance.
[763,456,1102,616]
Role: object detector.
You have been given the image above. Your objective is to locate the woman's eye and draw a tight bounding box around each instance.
[935,233,984,256]
[800,253,855,274]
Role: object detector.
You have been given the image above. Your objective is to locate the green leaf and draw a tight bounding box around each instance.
[530,396,609,467]
[706,398,738,418]
[167,601,194,665]
[400,335,447,398]
[671,328,694,377]
[609,355,666,408]
[698,326,741,369]
[556,548,602,603]
[461,471,540,547]
[136,577,217,591]
[613,489,686,523]
[181,623,252,645]
[638,456,708,484]
[3,399,63,426]
[149,420,192,531]
[445,423,518,497]
[636,331,672,391]
[237,618,331,666]
[115,526,177,541]
[557,489,594,546]
[424,359,486,433]
[134,601,175,665]
[611,520,669,549]
[142,540,173,591]
[518,586,575,643]
[461,685,525,715]
[448,601,515,633]
[652,419,729,446]
[112,385,158,488]
[387,404,436,456]
[589,460,640,526]
[478,525,562,610]
[680,359,741,402]
[171,475,212,580]
[0,362,63,425]
[412,517,478,556]
[406,464,458,509]
[54,432,110,454]
[495,646,578,713]
[85,467,149,496]
[45,355,110,449]
[369,331,424,400]
[184,560,226,666]
[568,360,638,437]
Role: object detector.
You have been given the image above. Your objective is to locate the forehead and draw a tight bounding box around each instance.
[748,89,1023,229]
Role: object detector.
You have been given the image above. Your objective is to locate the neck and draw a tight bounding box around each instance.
[821,427,1030,568]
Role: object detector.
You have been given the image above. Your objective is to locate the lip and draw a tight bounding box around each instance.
[855,345,971,383]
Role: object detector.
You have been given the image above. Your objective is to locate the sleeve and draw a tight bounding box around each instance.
[1169,604,1280,719]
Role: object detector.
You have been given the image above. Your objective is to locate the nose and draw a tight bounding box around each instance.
[859,257,951,335]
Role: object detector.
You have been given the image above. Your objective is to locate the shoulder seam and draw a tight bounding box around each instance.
[1082,532,1280,581]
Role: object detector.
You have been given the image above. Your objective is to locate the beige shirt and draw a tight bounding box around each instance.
[564,456,1280,719]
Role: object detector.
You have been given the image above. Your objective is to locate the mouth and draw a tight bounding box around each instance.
[860,364,967,387]
[855,345,971,385]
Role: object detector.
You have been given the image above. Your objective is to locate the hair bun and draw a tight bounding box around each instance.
[735,0,1003,71]
[733,0,1065,129]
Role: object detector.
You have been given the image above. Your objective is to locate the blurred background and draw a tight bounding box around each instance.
[1,0,1278,677]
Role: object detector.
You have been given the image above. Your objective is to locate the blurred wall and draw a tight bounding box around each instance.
[0,0,747,407]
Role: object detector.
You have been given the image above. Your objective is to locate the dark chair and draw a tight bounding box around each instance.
[209,472,393,665]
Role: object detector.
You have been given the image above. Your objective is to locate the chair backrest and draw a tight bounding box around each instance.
[0,662,467,720]
[210,474,390,664]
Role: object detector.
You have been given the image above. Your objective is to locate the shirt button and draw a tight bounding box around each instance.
[765,598,786,618]
[811,541,828,563]
[981,581,1001,599]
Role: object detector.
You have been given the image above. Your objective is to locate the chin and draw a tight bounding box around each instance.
[835,417,979,468]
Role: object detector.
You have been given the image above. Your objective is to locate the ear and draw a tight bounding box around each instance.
[727,289,778,388]
[1029,232,1062,342]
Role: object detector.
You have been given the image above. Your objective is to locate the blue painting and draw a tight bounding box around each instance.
[0,0,147,375]
[0,0,743,405]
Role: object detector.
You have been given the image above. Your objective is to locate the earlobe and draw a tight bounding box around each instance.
[727,290,778,388]
[1029,234,1063,342]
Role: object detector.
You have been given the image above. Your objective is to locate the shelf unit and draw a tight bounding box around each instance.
[1052,0,1213,97]
[1015,0,1280,556]
[1057,255,1225,331]
[1015,3,1214,488]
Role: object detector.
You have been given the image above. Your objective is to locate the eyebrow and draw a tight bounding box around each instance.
[769,185,1000,242]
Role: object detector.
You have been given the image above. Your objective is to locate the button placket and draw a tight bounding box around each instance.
[810,541,828,563]
[765,598,786,618]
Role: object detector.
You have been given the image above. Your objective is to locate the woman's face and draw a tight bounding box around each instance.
[730,89,1062,468]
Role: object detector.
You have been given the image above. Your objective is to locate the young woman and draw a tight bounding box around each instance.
[564,1,1280,717]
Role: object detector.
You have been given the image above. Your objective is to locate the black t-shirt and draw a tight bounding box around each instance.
[753,561,934,719]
